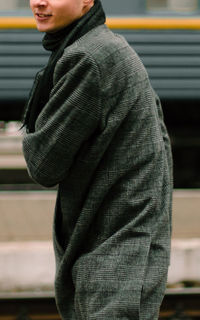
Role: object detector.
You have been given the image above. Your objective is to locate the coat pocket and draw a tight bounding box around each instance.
[72,236,151,319]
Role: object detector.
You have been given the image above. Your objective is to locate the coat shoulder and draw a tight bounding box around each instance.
[60,24,148,81]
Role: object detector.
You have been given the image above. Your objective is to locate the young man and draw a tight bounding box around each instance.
[23,0,173,318]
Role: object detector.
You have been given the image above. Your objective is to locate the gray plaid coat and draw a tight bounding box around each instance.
[23,24,173,319]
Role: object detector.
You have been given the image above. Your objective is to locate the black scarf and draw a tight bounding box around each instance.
[23,0,105,133]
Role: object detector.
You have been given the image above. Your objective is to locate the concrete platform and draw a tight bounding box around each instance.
[0,127,22,156]
[169,239,200,285]
[0,128,26,169]
[0,154,26,169]
[1,239,200,292]
[0,189,200,291]
[172,189,200,238]
[0,241,55,292]
[0,189,200,241]
[0,191,56,241]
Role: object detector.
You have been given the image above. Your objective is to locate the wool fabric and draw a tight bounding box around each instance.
[23,10,173,320]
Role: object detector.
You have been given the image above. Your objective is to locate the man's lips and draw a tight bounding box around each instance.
[36,13,52,19]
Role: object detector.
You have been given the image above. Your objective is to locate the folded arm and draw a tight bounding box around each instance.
[23,53,101,187]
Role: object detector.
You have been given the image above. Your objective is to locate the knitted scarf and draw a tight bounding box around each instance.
[23,0,105,133]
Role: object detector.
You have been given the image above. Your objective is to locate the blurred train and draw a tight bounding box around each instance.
[0,0,200,188]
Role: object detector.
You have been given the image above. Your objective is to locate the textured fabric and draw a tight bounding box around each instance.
[23,23,173,320]
[23,0,105,133]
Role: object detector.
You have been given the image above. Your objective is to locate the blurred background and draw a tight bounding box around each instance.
[0,0,200,319]
[0,0,200,13]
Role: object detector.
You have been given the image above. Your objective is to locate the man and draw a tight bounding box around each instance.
[23,0,173,319]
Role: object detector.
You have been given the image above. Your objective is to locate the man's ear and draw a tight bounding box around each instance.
[83,0,94,6]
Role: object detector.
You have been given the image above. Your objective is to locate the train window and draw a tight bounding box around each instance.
[17,0,29,9]
[101,0,146,15]
[147,0,198,13]
[147,0,167,11]
[0,0,29,10]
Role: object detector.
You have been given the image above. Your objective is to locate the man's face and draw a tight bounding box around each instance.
[30,0,93,33]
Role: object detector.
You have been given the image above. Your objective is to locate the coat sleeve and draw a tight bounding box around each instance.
[23,52,102,187]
